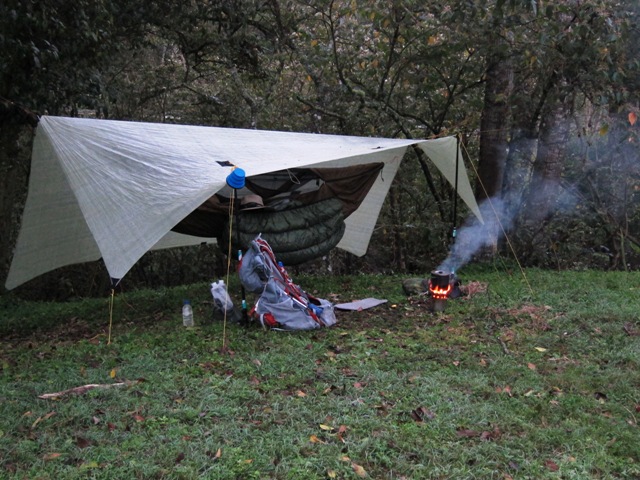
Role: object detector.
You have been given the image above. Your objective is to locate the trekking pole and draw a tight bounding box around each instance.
[234,190,250,327]
[452,133,460,245]
[226,167,249,326]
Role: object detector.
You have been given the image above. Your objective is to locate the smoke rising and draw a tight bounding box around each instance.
[437,197,515,273]
[437,176,578,273]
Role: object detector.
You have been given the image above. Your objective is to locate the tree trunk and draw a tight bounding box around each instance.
[0,107,37,291]
[522,95,571,225]
[502,126,537,206]
[476,55,513,203]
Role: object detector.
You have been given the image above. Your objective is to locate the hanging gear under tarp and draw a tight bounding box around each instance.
[173,164,383,264]
[226,197,346,265]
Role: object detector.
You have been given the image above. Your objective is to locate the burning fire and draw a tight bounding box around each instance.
[428,269,454,302]
[429,283,452,299]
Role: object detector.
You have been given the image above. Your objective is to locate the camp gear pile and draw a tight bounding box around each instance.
[239,236,336,330]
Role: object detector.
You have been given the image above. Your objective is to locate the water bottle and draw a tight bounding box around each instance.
[182,299,194,327]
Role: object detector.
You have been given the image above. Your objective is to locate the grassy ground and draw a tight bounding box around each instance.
[0,268,639,479]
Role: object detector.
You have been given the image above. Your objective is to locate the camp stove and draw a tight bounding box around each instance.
[428,269,456,312]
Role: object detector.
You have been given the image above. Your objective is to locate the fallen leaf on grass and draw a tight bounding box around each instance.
[322,385,338,395]
[43,453,62,461]
[352,462,367,477]
[495,386,512,397]
[460,281,488,297]
[31,411,56,429]
[75,436,93,449]
[501,330,516,342]
[337,425,348,443]
[534,347,547,352]
[109,368,117,379]
[480,427,502,441]
[544,459,559,472]
[206,448,222,460]
[175,452,185,464]
[319,424,334,431]
[296,390,306,398]
[309,435,326,444]
[527,363,537,371]
[410,406,436,423]
[456,428,480,438]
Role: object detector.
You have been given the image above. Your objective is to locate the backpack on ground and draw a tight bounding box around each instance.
[238,235,337,330]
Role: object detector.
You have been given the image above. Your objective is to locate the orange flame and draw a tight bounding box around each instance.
[429,283,452,300]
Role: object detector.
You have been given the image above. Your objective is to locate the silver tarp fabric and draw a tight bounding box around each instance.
[7,116,482,289]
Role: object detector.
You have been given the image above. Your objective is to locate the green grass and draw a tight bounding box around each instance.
[1,269,639,479]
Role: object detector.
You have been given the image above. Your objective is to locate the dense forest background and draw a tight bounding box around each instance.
[1,0,639,300]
